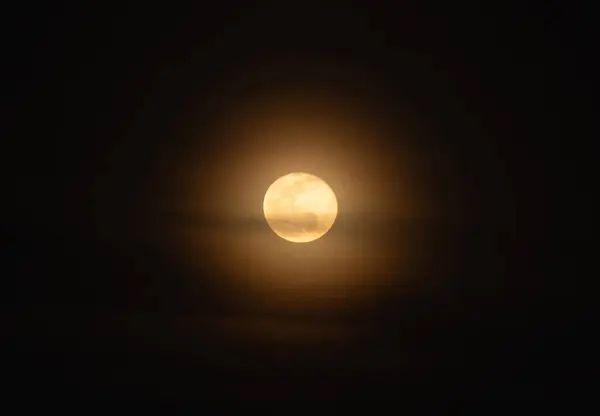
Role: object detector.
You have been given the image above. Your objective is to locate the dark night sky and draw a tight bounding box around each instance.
[5,2,590,400]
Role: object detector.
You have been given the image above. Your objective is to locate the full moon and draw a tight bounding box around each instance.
[263,172,338,243]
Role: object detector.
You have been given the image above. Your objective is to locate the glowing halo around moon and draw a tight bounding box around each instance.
[263,172,338,243]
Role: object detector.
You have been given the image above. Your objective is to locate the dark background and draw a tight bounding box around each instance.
[5,2,590,400]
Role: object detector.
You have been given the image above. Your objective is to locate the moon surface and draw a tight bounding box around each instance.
[263,172,338,243]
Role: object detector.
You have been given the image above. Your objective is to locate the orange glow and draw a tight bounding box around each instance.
[154,84,439,313]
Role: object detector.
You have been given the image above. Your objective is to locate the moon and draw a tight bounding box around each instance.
[263,172,338,243]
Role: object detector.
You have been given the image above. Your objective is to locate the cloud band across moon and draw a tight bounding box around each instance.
[263,172,338,243]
